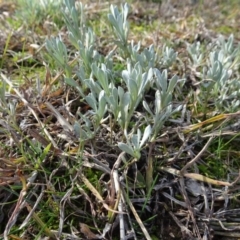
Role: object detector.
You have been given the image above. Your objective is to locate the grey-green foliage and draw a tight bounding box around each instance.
[207,35,240,111]
[161,45,178,67]
[120,62,153,136]
[108,1,158,72]
[215,34,239,70]
[143,69,182,141]
[16,0,63,27]
[118,125,152,159]
[91,63,111,96]
[73,113,94,140]
[108,3,130,51]
[108,5,159,69]
[188,35,240,112]
[62,0,99,75]
[187,41,203,67]
[45,1,182,152]
[128,42,158,70]
[62,0,87,48]
[122,62,153,109]
[154,69,178,110]
[46,37,71,75]
[85,90,107,128]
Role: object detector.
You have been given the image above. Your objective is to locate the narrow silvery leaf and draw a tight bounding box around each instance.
[68,32,79,49]
[110,99,119,118]
[64,77,78,88]
[99,69,109,93]
[165,104,173,115]
[128,79,138,101]
[73,121,81,138]
[109,94,117,110]
[144,44,154,61]
[80,129,88,140]
[92,63,108,93]
[85,93,97,112]
[162,69,168,90]
[111,87,118,100]
[118,86,124,99]
[108,14,117,29]
[117,15,123,32]
[155,90,161,113]
[120,92,130,127]
[57,39,68,59]
[147,67,153,81]
[76,66,86,81]
[163,46,177,66]
[172,104,182,114]
[167,75,178,93]
[84,78,102,95]
[209,51,218,65]
[209,61,223,81]
[105,50,114,69]
[109,88,119,117]
[140,125,152,148]
[219,70,228,85]
[118,142,134,156]
[136,41,141,51]
[98,89,105,102]
[135,62,142,77]
[140,68,153,93]
[137,129,141,147]
[98,90,106,119]
[122,92,130,106]
[85,28,95,47]
[110,4,118,20]
[165,95,172,107]
[122,92,130,117]
[122,3,129,21]
[122,70,129,83]
[155,69,167,92]
[131,134,139,150]
[143,101,153,116]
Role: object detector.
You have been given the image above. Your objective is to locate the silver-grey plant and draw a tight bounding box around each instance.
[143,69,182,141]
[45,0,184,151]
[108,3,130,53]
[118,125,152,159]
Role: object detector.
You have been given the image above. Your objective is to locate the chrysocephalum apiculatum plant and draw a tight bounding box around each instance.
[16,0,63,28]
[187,34,240,115]
[46,0,184,142]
